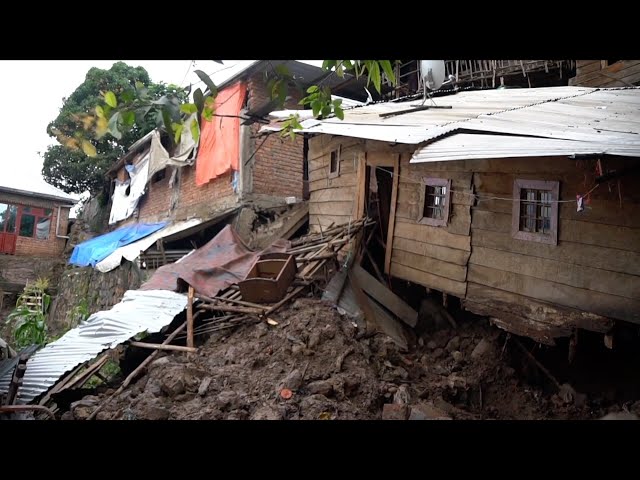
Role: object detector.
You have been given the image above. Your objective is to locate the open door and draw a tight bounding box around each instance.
[0,203,18,255]
[362,153,400,279]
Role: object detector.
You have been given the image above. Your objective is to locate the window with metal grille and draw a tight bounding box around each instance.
[418,178,451,227]
[512,179,559,245]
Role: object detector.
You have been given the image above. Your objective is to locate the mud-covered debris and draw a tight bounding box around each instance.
[470,338,493,360]
[382,403,409,420]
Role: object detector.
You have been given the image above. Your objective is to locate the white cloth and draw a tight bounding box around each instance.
[147,118,197,180]
[108,152,150,225]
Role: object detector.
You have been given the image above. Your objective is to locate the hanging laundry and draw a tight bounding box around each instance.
[195,82,248,186]
[108,152,151,225]
[147,117,197,180]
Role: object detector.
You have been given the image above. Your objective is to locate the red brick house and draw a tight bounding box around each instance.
[105,60,366,228]
[0,179,76,257]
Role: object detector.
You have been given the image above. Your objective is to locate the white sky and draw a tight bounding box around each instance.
[0,59,323,214]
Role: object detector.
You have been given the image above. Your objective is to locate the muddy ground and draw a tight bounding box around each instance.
[61,296,638,421]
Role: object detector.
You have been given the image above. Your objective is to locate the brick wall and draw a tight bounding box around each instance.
[247,72,305,199]
[135,164,237,224]
[0,191,71,257]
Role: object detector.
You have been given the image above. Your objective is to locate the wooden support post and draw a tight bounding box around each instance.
[187,286,195,349]
[384,154,400,275]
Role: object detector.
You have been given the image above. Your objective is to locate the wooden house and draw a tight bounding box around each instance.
[265,86,640,344]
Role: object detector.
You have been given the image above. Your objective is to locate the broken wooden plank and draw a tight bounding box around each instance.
[384,154,400,275]
[352,264,418,328]
[187,286,195,349]
[367,295,409,351]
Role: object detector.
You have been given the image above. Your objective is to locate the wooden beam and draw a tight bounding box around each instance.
[384,154,400,275]
[352,264,418,328]
[129,341,197,353]
[187,286,195,349]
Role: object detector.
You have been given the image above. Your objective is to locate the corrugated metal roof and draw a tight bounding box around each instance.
[95,218,205,273]
[0,176,78,204]
[0,290,187,404]
[411,133,640,163]
[261,87,640,151]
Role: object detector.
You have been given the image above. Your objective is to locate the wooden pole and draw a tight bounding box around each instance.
[187,286,195,349]
[129,341,197,354]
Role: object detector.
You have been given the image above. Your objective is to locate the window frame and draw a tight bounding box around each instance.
[328,146,341,179]
[511,179,559,245]
[17,205,53,240]
[417,177,452,227]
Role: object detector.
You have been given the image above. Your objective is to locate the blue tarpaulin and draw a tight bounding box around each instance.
[69,222,167,267]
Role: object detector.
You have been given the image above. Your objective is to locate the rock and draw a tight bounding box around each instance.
[451,350,464,363]
[409,402,452,420]
[308,331,321,348]
[70,397,100,420]
[600,411,639,420]
[447,374,467,389]
[161,376,185,398]
[418,338,424,347]
[344,377,360,397]
[61,411,74,421]
[433,348,445,359]
[446,336,460,352]
[251,405,283,420]
[280,369,303,391]
[321,323,337,341]
[299,394,334,419]
[470,338,493,360]
[393,385,411,404]
[382,403,409,420]
[224,346,240,364]
[149,356,171,369]
[254,323,268,339]
[216,390,240,410]
[503,366,516,377]
[420,355,429,366]
[307,380,333,396]
[394,367,409,380]
[145,378,164,397]
[426,341,438,350]
[198,377,212,396]
[141,406,170,421]
[291,345,304,356]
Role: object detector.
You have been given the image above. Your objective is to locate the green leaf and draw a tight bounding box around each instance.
[121,90,135,103]
[95,105,104,118]
[379,60,396,85]
[173,123,184,144]
[334,106,344,120]
[203,107,213,122]
[162,109,174,146]
[194,88,205,115]
[311,100,322,118]
[321,105,331,118]
[369,61,382,94]
[104,91,117,108]
[121,111,135,127]
[190,117,200,143]
[180,103,198,114]
[277,81,288,106]
[332,98,343,107]
[322,60,336,70]
[275,64,291,77]
[194,69,217,97]
[108,112,122,140]
[306,85,319,94]
[135,81,145,90]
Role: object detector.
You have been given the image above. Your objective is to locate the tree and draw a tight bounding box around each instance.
[69,60,397,162]
[42,61,187,194]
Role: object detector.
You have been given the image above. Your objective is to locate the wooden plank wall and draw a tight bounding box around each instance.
[465,156,640,325]
[569,60,640,87]
[308,136,365,232]
[388,154,473,297]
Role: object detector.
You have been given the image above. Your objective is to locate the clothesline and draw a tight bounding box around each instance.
[373,166,600,205]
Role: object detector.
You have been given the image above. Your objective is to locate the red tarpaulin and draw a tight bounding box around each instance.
[140,225,288,298]
[195,81,247,186]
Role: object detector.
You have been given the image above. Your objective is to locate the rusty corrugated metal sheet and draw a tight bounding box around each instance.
[0,290,187,404]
